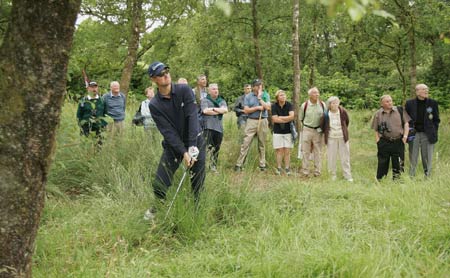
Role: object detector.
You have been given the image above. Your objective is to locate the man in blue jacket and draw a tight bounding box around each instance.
[405,84,440,177]
[144,61,206,220]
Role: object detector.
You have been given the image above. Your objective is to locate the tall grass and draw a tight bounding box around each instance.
[34,102,450,277]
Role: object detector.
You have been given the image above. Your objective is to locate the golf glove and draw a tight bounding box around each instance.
[188,146,199,160]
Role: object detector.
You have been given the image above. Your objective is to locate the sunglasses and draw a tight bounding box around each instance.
[155,69,169,77]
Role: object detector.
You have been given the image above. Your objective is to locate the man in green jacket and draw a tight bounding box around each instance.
[76,81,107,143]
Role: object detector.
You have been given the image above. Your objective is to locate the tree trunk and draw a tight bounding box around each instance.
[120,0,143,96]
[292,0,301,125]
[251,0,263,80]
[408,16,417,99]
[309,4,318,88]
[0,1,81,277]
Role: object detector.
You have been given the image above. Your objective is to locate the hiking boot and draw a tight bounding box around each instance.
[275,168,282,175]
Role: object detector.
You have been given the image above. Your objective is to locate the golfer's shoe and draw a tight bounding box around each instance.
[143,207,156,221]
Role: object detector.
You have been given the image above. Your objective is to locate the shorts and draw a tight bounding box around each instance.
[273,133,293,149]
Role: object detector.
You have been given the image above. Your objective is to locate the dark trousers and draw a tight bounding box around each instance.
[152,136,206,201]
[376,138,405,180]
[203,129,223,168]
[80,124,103,146]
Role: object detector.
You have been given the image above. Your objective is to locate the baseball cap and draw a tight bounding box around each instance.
[88,81,98,87]
[252,79,262,86]
[148,61,169,77]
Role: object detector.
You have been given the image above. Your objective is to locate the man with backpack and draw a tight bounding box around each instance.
[371,95,410,181]
[299,87,326,177]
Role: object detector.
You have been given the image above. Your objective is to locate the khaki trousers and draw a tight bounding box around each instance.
[327,137,352,180]
[301,127,322,175]
[108,120,124,135]
[236,118,268,167]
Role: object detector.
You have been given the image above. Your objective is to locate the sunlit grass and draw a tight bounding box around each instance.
[34,102,450,277]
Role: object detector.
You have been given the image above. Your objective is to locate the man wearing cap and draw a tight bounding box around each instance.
[103,81,126,134]
[76,81,107,144]
[234,79,271,172]
[144,61,206,220]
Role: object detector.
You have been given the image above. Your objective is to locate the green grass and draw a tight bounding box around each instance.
[34,102,450,277]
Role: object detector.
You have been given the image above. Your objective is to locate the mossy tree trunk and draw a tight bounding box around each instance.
[119,0,143,96]
[0,0,81,277]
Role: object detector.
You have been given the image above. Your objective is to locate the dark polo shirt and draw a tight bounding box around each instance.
[149,83,200,156]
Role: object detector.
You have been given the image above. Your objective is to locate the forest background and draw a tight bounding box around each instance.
[2,0,448,108]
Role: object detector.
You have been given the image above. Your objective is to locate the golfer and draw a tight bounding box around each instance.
[144,61,206,220]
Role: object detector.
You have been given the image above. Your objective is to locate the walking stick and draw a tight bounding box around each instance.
[257,110,262,133]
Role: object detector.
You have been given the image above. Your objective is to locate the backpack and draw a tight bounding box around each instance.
[301,100,326,122]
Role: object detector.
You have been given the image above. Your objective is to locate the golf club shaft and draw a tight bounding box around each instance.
[164,166,189,220]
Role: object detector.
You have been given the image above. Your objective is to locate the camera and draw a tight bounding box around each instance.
[377,121,390,134]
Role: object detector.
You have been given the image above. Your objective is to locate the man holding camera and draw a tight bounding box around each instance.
[371,95,410,181]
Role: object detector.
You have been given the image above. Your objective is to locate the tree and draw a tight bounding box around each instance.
[0,0,81,277]
[292,0,301,123]
[251,0,264,80]
[119,0,144,95]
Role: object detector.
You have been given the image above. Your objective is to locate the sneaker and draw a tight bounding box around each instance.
[346,178,354,182]
[234,165,242,172]
[285,168,291,176]
[143,207,156,221]
[331,175,337,181]
[275,168,282,175]
[259,166,267,172]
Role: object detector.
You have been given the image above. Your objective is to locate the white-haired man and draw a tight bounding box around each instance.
[405,84,440,177]
[103,81,126,133]
[299,87,326,177]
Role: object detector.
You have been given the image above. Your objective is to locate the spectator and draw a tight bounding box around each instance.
[299,87,326,177]
[201,83,228,173]
[405,84,440,177]
[140,87,156,132]
[371,95,410,181]
[76,81,107,146]
[234,84,252,130]
[320,96,353,181]
[234,79,271,172]
[271,90,295,175]
[103,81,126,134]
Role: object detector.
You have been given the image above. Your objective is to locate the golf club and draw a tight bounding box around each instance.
[164,147,199,221]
